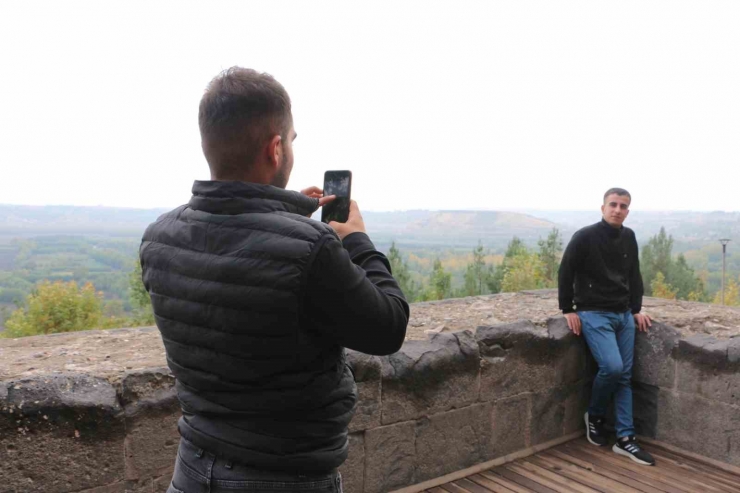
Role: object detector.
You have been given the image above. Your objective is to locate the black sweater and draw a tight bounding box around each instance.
[558,219,644,314]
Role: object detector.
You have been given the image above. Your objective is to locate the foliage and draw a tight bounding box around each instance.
[463,242,495,297]
[3,281,107,338]
[424,258,452,301]
[537,228,563,288]
[713,276,740,306]
[128,259,155,325]
[650,272,678,300]
[388,242,421,302]
[501,251,545,292]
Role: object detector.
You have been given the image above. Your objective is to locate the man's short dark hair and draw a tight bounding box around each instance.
[199,67,292,177]
[603,187,631,203]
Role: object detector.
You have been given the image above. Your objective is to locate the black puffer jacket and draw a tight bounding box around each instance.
[140,180,408,473]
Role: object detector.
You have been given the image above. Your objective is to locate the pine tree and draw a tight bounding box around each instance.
[537,228,563,288]
[387,242,419,301]
[464,241,494,296]
[426,258,452,301]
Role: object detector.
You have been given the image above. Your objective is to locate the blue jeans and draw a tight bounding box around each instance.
[167,437,343,493]
[579,310,636,438]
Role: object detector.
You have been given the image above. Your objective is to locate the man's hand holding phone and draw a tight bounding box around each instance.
[329,200,366,240]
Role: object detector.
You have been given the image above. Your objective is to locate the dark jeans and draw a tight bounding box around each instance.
[579,310,636,438]
[167,437,343,493]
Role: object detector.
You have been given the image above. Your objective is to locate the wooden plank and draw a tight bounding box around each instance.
[527,457,632,493]
[506,461,602,493]
[528,454,637,493]
[467,474,519,493]
[491,467,559,493]
[558,445,685,493]
[479,472,536,493]
[541,450,667,493]
[627,449,740,493]
[440,483,474,493]
[565,441,704,493]
[644,448,740,492]
[640,437,740,478]
[457,478,500,493]
[567,439,731,493]
[427,488,449,493]
[390,431,583,493]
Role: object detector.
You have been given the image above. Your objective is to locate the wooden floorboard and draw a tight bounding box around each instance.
[434,437,740,493]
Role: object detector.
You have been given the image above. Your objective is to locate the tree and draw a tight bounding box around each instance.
[463,241,495,296]
[713,276,740,306]
[650,272,678,300]
[641,228,704,301]
[129,259,155,325]
[388,242,420,302]
[537,228,563,288]
[3,281,105,338]
[501,251,545,293]
[489,237,528,293]
[425,258,452,301]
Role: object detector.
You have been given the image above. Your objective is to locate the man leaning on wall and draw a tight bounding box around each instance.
[558,187,656,466]
[139,67,409,493]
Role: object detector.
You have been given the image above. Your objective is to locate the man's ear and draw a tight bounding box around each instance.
[601,204,605,215]
[266,134,282,169]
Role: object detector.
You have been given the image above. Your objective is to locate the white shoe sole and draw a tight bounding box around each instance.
[613,443,654,465]
[584,412,604,447]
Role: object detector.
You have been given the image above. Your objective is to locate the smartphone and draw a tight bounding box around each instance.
[321,170,352,224]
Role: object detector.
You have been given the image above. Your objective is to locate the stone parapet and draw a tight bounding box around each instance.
[1,292,739,492]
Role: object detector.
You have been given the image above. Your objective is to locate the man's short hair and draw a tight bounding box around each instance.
[603,187,631,203]
[199,67,292,176]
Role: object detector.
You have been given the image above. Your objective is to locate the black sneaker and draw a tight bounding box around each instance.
[584,412,608,446]
[613,436,656,466]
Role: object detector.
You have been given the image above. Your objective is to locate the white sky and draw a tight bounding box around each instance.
[1,1,739,212]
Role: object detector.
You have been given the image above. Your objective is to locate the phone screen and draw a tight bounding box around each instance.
[321,170,352,224]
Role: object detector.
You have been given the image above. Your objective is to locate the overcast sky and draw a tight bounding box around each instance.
[1,1,739,212]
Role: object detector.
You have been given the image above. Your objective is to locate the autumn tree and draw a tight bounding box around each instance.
[387,242,420,302]
[425,258,452,301]
[129,259,156,325]
[537,228,563,288]
[463,241,495,296]
[650,272,678,300]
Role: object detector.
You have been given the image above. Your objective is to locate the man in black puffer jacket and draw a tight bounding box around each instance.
[140,67,409,493]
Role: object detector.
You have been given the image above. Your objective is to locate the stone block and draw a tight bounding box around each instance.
[656,389,740,465]
[364,421,416,493]
[118,367,177,417]
[124,409,180,481]
[0,374,126,493]
[633,322,679,389]
[530,386,569,446]
[415,403,493,482]
[478,321,584,402]
[78,483,127,493]
[338,432,364,493]
[491,394,529,458]
[675,336,740,407]
[380,331,479,425]
[563,380,590,435]
[346,351,381,432]
[632,381,659,438]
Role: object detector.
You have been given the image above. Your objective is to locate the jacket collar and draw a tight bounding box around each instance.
[599,218,623,237]
[188,180,319,216]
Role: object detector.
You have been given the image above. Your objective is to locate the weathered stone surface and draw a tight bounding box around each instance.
[2,373,122,415]
[475,321,567,401]
[632,381,659,438]
[118,367,177,416]
[364,421,416,493]
[347,351,381,432]
[78,483,127,492]
[530,386,569,446]
[124,410,180,481]
[547,317,589,385]
[729,338,740,364]
[151,470,175,493]
[656,389,740,465]
[633,322,679,389]
[415,404,493,482]
[380,331,479,425]
[491,394,529,457]
[338,433,364,493]
[563,380,590,435]
[676,335,740,406]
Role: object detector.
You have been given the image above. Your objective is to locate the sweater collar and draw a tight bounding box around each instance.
[599,218,623,237]
[188,180,319,216]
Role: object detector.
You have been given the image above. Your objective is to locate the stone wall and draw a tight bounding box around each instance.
[632,322,740,466]
[1,295,739,492]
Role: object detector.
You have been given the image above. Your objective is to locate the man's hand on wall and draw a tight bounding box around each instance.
[329,200,367,240]
[564,312,581,336]
[634,313,652,333]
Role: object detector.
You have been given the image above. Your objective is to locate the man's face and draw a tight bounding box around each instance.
[271,125,296,189]
[601,193,631,228]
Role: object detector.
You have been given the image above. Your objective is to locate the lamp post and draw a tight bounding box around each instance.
[719,239,731,305]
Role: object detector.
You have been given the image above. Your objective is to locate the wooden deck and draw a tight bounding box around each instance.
[423,438,740,493]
